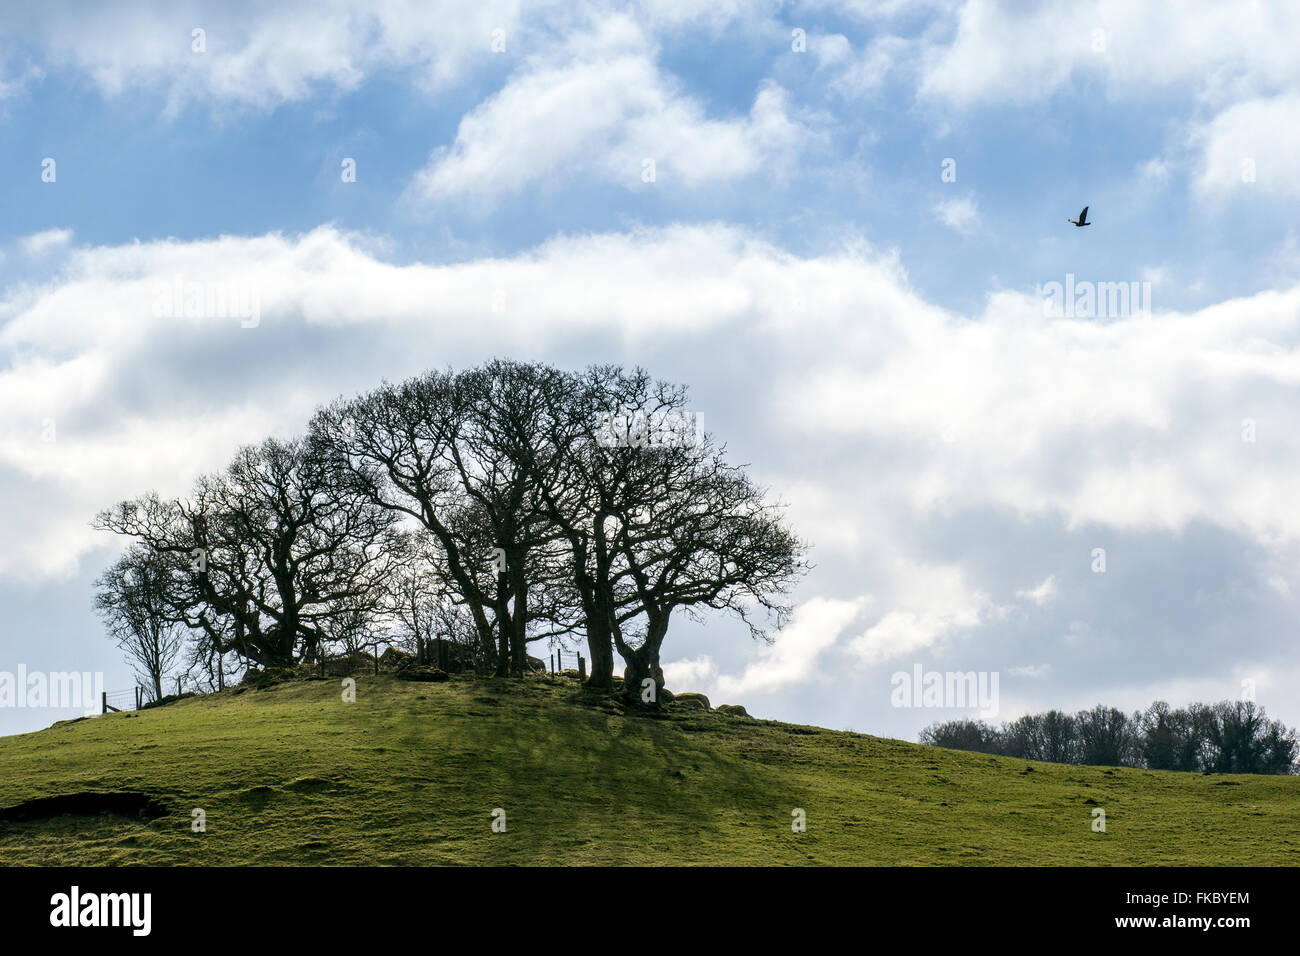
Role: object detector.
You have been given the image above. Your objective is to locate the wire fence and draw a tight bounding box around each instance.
[101,688,140,713]
[101,675,194,713]
[549,648,585,675]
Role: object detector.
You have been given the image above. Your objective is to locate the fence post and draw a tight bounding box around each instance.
[136,686,142,710]
[102,691,107,715]
[578,655,586,682]
[176,676,181,696]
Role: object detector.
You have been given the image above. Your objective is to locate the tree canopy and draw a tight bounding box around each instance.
[95,360,809,704]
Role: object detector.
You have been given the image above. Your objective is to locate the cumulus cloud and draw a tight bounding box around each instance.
[713,596,867,698]
[0,0,799,116]
[2,0,545,113]
[3,221,1300,730]
[7,221,1300,575]
[8,1,1297,221]
[848,561,993,664]
[775,276,1300,543]
[4,0,1300,745]
[918,1,1300,108]
[410,15,809,206]
[0,222,783,576]
[661,655,717,690]
[1190,95,1300,201]
[908,2,1300,212]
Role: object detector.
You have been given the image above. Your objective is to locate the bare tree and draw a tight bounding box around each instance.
[451,360,580,674]
[179,619,241,692]
[95,436,403,668]
[312,371,503,668]
[925,700,1298,775]
[389,559,440,665]
[1076,705,1139,766]
[533,364,808,702]
[313,364,575,677]
[94,544,185,701]
[612,460,808,704]
[98,359,810,701]
[529,365,662,690]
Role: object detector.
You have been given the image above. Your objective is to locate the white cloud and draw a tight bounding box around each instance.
[907,2,1300,213]
[918,2,1300,109]
[848,561,992,664]
[0,60,43,102]
[814,0,957,21]
[774,276,1300,543]
[0,1,798,117]
[1016,575,1056,606]
[932,195,979,234]
[661,655,716,691]
[713,596,867,698]
[812,33,852,69]
[5,219,1300,603]
[4,217,1300,734]
[826,34,910,97]
[410,16,808,206]
[20,229,73,256]
[1190,95,1300,201]
[1138,157,1170,189]
[11,0,538,113]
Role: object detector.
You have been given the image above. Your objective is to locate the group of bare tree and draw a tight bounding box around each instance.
[93,360,808,704]
[920,700,1299,774]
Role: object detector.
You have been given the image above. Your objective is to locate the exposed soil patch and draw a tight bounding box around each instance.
[0,791,169,824]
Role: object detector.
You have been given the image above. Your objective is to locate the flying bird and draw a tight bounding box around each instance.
[1067,205,1091,227]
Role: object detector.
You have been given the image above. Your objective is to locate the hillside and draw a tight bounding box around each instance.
[0,674,1296,865]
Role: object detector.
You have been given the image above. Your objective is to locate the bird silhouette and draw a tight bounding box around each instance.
[1068,205,1091,227]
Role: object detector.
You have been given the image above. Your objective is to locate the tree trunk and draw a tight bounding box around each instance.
[494,559,512,677]
[510,566,528,677]
[584,621,615,690]
[620,646,661,706]
[475,620,496,674]
[576,547,615,690]
[496,626,510,677]
[619,612,669,706]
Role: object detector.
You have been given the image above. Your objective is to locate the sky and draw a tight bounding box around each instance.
[2,0,1299,740]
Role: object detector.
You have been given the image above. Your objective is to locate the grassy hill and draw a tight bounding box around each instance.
[0,673,1296,865]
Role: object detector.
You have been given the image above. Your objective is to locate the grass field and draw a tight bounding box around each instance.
[0,673,1296,865]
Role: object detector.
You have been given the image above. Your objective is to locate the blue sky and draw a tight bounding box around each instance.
[2,0,1300,739]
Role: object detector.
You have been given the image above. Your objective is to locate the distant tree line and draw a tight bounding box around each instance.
[920,701,1299,775]
[93,360,808,704]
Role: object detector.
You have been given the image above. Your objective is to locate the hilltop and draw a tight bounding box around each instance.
[0,674,1296,865]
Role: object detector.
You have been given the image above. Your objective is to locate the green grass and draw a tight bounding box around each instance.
[0,673,1296,865]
